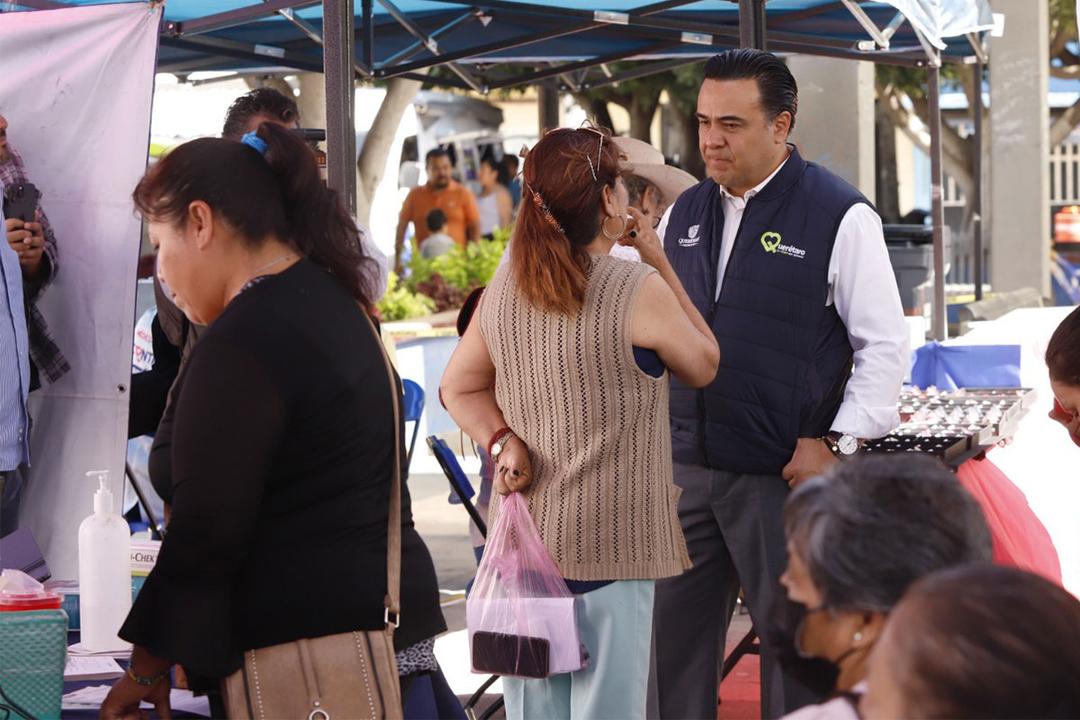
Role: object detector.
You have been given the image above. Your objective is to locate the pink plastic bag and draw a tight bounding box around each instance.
[466,493,587,678]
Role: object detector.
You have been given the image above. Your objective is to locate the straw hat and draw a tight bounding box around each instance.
[612,136,697,205]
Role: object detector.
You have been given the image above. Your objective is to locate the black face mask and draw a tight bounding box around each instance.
[763,591,842,699]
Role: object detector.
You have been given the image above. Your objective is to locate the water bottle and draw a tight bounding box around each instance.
[77,470,131,652]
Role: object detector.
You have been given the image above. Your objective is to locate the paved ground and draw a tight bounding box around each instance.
[408,467,479,633]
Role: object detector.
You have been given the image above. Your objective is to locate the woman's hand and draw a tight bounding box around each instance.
[100,671,172,720]
[619,207,667,269]
[494,435,533,495]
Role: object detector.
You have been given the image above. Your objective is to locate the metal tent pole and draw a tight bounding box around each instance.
[739,0,765,49]
[928,63,947,340]
[324,0,357,215]
[972,57,985,300]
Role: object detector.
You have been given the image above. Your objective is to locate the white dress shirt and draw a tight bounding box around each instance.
[612,161,907,440]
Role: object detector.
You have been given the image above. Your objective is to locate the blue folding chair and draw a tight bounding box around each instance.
[426,436,486,536]
[402,379,425,469]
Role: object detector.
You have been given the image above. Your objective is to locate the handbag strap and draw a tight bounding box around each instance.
[361,309,402,630]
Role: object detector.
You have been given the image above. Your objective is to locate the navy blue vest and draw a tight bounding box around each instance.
[665,148,869,475]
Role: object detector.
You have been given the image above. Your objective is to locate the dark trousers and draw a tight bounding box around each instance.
[650,462,821,720]
[0,465,27,538]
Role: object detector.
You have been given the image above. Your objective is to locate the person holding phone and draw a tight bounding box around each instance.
[0,113,69,391]
[0,112,69,536]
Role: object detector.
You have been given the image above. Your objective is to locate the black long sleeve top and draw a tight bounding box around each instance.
[120,259,445,678]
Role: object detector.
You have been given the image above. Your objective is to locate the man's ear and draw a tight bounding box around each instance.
[774,111,793,144]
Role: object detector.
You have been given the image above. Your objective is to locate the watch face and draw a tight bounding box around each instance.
[492,441,503,457]
[838,435,860,455]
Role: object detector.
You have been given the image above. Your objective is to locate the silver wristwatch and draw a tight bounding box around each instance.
[824,431,861,458]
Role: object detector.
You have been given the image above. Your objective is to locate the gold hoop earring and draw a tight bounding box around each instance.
[602,214,627,241]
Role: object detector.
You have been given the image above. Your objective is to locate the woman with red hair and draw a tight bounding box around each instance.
[441,127,719,719]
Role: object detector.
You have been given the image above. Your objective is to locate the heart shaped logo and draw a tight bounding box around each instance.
[760,231,782,253]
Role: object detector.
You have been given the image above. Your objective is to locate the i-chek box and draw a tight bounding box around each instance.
[131,539,161,599]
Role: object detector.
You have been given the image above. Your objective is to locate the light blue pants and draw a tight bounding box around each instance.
[503,580,656,720]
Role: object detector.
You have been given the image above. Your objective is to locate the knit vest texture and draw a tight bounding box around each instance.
[479,255,691,581]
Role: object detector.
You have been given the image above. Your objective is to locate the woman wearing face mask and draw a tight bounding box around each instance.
[777,454,992,719]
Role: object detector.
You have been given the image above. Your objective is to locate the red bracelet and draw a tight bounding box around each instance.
[487,426,513,457]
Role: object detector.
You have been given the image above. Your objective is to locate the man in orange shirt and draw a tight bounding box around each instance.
[395,148,480,273]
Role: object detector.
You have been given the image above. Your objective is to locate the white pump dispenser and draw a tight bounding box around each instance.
[77,470,132,652]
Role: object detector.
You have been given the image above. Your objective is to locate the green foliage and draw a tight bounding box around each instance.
[1050,0,1077,34]
[405,227,510,295]
[376,271,436,321]
[876,64,968,102]
[577,61,704,116]
[666,62,707,114]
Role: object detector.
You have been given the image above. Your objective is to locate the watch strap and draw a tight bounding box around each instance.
[487,426,513,458]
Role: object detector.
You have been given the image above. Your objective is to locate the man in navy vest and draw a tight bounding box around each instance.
[649,50,908,719]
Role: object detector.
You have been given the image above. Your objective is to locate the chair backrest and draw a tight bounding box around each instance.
[427,436,475,502]
[427,435,488,539]
[402,379,425,423]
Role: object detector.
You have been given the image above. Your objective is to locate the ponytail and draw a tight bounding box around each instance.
[253,122,376,307]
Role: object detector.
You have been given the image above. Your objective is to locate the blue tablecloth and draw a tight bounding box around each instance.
[911,342,1022,390]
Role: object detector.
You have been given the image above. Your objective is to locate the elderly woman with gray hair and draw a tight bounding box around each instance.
[777,454,992,720]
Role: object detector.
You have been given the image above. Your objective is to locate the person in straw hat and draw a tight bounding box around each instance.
[609,136,697,263]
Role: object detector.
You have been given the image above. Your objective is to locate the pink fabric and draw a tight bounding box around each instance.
[956,457,1063,585]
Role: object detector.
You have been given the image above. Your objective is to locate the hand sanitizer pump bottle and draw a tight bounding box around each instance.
[77,470,132,652]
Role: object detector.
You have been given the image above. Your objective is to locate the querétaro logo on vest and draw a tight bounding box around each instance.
[678,224,700,247]
[760,231,805,259]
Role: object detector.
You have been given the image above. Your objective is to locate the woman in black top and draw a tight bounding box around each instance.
[102,124,444,718]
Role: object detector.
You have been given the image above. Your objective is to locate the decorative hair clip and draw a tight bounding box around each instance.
[581,126,604,183]
[523,181,566,236]
[241,131,269,157]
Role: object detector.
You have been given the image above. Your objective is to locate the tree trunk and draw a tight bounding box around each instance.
[879,85,975,205]
[296,72,327,130]
[574,94,616,133]
[245,74,294,99]
[355,73,426,228]
[671,107,705,180]
[1051,95,1080,146]
[875,98,901,223]
[629,93,660,143]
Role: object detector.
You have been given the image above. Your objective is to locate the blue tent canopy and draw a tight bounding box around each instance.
[9,0,989,92]
[6,0,989,340]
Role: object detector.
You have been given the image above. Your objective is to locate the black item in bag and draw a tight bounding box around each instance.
[471,631,551,679]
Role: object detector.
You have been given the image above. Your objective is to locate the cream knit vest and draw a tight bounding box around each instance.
[480,255,691,581]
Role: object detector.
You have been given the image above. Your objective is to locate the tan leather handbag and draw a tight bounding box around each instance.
[222,311,404,720]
